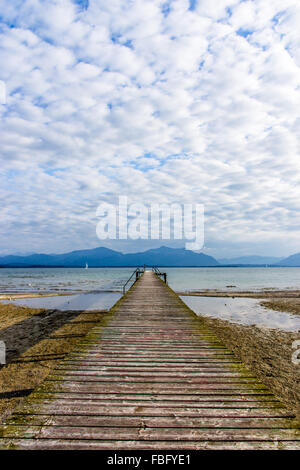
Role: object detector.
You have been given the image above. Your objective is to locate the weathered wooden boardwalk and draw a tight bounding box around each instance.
[1,271,299,449]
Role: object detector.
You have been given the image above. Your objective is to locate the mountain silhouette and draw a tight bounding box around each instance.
[276,252,300,267]
[0,246,219,267]
[218,256,283,265]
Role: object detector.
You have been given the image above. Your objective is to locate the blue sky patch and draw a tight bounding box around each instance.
[225,7,233,18]
[272,10,286,26]
[73,0,89,11]
[189,0,197,11]
[237,28,253,38]
[161,2,172,18]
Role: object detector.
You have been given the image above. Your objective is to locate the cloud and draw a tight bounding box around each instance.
[0,0,300,257]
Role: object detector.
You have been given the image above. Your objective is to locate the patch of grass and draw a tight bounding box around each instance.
[0,309,105,423]
[0,302,46,329]
[260,298,300,317]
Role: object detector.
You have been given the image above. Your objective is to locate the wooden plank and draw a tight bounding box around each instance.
[47,371,258,379]
[2,439,299,450]
[3,425,300,441]
[56,364,247,371]
[9,414,297,429]
[19,398,285,409]
[62,362,242,369]
[17,403,296,418]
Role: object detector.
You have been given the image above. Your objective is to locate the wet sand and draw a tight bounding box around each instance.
[177,289,300,298]
[0,293,70,301]
[199,316,300,417]
[178,290,300,318]
[0,302,107,423]
[260,298,300,318]
[0,305,81,363]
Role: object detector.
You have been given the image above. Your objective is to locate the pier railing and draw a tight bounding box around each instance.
[122,266,167,294]
[152,266,167,283]
[122,267,144,295]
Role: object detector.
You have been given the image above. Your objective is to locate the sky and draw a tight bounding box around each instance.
[1,0,300,258]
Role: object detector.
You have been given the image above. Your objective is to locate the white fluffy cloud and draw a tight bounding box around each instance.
[1,0,300,257]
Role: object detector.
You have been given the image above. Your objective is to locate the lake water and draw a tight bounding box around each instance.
[164,267,300,292]
[1,292,122,311]
[180,296,300,332]
[0,267,135,295]
[1,267,300,295]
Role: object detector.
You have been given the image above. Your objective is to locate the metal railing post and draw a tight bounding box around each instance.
[151,266,167,283]
[122,267,145,295]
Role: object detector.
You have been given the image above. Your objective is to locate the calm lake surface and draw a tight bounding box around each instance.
[180,295,300,332]
[1,292,122,311]
[165,267,300,292]
[1,267,300,330]
[0,267,135,295]
[1,267,300,295]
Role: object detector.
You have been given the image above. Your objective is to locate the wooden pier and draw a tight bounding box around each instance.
[1,271,299,449]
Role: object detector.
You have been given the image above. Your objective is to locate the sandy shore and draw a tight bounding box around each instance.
[260,298,300,318]
[0,302,107,423]
[0,292,72,300]
[199,315,300,417]
[177,289,300,298]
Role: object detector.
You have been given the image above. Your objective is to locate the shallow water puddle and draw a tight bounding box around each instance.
[2,291,122,311]
[180,296,300,332]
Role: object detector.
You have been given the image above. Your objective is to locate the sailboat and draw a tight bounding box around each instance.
[85,263,88,269]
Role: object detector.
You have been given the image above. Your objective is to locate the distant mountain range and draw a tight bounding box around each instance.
[1,246,299,267]
[218,256,284,265]
[0,246,219,267]
[276,253,300,267]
